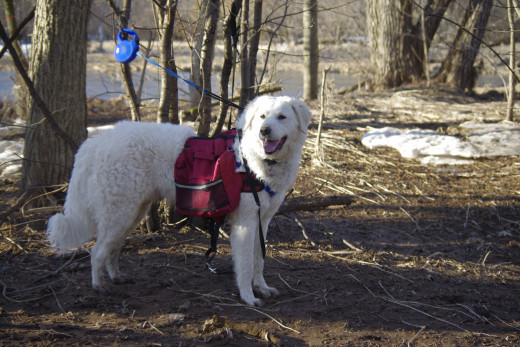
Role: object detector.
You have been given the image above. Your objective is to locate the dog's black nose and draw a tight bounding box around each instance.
[260,126,271,137]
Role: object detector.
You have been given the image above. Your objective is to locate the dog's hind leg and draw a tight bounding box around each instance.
[90,203,150,289]
[90,224,135,289]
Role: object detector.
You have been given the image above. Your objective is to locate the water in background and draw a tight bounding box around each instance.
[0,69,360,102]
[0,68,504,103]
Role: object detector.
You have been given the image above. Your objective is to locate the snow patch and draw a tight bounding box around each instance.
[361,122,520,165]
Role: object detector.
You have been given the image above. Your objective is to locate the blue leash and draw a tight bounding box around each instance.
[114,28,244,111]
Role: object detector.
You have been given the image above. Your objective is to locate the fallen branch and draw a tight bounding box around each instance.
[0,187,37,220]
[277,195,354,215]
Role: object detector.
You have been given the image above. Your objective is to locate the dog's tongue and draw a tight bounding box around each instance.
[263,137,286,154]
[263,139,279,154]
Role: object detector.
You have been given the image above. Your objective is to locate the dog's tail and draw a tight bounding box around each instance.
[47,212,93,251]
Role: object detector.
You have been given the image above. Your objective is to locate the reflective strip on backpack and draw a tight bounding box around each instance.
[174,179,223,190]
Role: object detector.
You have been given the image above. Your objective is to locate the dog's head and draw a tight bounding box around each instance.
[236,96,311,158]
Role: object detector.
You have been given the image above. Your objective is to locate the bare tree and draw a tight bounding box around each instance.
[106,0,141,121]
[212,0,241,136]
[155,0,179,124]
[434,0,493,92]
[197,0,220,137]
[366,0,453,89]
[506,0,515,121]
[22,0,91,193]
[303,0,318,100]
[239,0,263,107]
[189,0,208,109]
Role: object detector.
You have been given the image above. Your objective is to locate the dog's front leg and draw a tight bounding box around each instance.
[252,214,279,299]
[229,218,263,306]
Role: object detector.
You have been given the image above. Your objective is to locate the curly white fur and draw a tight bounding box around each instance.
[47,96,311,306]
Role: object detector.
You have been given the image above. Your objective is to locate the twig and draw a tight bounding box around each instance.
[349,274,471,333]
[343,238,362,252]
[10,206,63,219]
[290,213,316,248]
[245,306,301,334]
[0,278,54,303]
[314,66,331,163]
[50,286,66,313]
[2,235,28,253]
[32,250,80,283]
[407,325,426,346]
[400,207,421,231]
[143,320,165,335]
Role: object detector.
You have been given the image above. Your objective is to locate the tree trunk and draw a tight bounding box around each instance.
[238,0,250,108]
[197,0,220,137]
[506,0,515,121]
[107,0,141,121]
[156,0,179,124]
[213,0,241,136]
[367,0,418,88]
[22,0,91,193]
[303,0,318,101]
[434,0,493,93]
[239,0,263,107]
[189,0,208,109]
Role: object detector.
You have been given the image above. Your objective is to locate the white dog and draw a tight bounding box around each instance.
[47,95,311,306]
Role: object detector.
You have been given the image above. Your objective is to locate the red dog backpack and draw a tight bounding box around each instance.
[174,129,243,223]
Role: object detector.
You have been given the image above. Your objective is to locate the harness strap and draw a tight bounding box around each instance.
[243,158,267,259]
[205,221,233,275]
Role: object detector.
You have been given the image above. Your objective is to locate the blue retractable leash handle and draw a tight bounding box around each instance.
[114,28,244,111]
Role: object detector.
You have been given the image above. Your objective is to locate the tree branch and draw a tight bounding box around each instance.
[0,6,35,61]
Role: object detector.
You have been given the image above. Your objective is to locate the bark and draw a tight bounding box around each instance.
[107,0,141,121]
[366,0,453,89]
[303,0,319,101]
[197,0,220,137]
[367,0,415,88]
[506,0,515,121]
[238,0,249,108]
[239,0,263,107]
[189,0,208,108]
[22,0,91,192]
[156,0,179,124]
[434,0,493,92]
[213,0,242,136]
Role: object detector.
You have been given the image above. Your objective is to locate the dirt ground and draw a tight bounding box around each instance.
[1,89,520,346]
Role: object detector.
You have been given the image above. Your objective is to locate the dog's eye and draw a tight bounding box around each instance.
[278,115,286,120]
[259,114,266,119]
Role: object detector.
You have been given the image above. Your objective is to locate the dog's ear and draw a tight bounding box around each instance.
[290,98,312,134]
[235,98,259,131]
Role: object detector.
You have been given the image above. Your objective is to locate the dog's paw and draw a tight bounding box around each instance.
[249,297,265,307]
[254,285,280,299]
[240,293,265,307]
